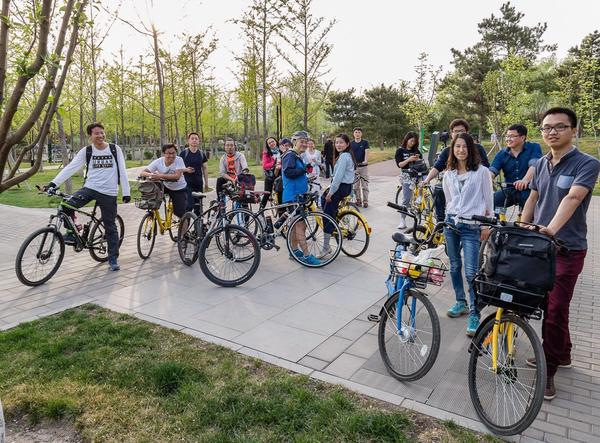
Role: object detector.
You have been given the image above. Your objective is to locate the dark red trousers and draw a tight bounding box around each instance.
[542,249,587,377]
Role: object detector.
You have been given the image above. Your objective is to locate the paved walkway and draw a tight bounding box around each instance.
[1,162,598,442]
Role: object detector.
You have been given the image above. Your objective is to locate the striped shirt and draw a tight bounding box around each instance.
[443,166,493,223]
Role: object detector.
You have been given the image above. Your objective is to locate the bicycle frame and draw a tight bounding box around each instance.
[387,245,417,335]
[150,197,174,235]
[55,199,101,247]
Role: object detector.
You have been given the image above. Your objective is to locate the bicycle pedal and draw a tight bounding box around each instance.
[367,314,380,323]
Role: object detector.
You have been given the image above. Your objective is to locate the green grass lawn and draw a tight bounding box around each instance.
[0,305,496,442]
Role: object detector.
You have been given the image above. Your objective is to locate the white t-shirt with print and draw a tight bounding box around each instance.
[146,157,187,191]
[52,144,130,197]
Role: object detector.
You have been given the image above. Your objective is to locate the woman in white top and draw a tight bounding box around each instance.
[140,143,190,218]
[301,138,323,181]
[442,133,493,337]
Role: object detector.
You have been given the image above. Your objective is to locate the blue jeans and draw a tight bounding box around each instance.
[322,183,352,234]
[493,188,529,211]
[444,216,481,316]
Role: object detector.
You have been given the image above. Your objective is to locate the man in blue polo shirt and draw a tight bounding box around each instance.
[489,124,543,211]
[350,127,370,207]
[522,107,600,401]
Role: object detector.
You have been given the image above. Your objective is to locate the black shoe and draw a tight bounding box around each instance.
[63,232,77,245]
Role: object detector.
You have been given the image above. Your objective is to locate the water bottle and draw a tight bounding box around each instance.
[274,212,288,229]
[265,216,274,233]
[81,222,90,240]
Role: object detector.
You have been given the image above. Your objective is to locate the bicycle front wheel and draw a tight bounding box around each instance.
[468,312,545,436]
[378,289,441,381]
[15,227,65,286]
[177,212,200,266]
[89,215,125,262]
[137,212,157,259]
[198,225,261,287]
[338,210,370,258]
[286,211,342,267]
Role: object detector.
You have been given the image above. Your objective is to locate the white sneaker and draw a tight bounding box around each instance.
[317,246,333,259]
[397,219,406,230]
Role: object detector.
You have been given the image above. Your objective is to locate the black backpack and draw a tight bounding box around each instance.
[85,144,120,183]
[478,226,556,310]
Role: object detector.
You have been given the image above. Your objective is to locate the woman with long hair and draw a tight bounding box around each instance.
[320,133,356,257]
[395,131,422,229]
[443,133,493,337]
[261,136,279,208]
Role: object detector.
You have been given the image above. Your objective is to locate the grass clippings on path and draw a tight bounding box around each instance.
[0,305,499,442]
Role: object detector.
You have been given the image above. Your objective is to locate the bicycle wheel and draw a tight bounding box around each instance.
[286,211,342,267]
[226,208,262,237]
[378,289,441,381]
[199,224,260,287]
[88,215,125,262]
[468,312,545,436]
[177,212,200,266]
[168,224,178,242]
[15,227,65,286]
[338,210,370,258]
[394,185,402,205]
[137,212,157,260]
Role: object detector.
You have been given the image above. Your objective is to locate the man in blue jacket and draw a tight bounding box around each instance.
[282,130,320,265]
[489,124,543,212]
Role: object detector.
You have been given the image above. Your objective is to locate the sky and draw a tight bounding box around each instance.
[100,0,600,92]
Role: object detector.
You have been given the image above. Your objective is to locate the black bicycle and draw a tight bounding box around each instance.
[177,182,261,287]
[15,186,125,286]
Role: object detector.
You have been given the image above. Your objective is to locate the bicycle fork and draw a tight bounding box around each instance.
[491,308,514,373]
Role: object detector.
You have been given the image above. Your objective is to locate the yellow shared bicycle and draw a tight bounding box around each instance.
[135,180,179,259]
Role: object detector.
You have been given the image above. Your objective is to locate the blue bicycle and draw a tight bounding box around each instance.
[370,202,446,381]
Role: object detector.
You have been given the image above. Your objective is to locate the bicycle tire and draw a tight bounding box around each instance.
[378,289,441,381]
[198,224,260,287]
[286,211,342,268]
[88,215,125,262]
[15,227,65,286]
[168,225,178,242]
[468,312,546,436]
[137,212,157,260]
[177,212,200,266]
[226,207,262,237]
[338,210,370,258]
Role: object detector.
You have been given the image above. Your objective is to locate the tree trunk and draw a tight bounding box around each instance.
[152,27,166,146]
[56,111,72,193]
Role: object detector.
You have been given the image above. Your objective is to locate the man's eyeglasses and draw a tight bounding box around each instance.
[540,124,572,134]
[504,135,523,140]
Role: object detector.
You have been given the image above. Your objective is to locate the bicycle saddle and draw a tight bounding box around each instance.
[392,231,418,245]
[191,192,207,199]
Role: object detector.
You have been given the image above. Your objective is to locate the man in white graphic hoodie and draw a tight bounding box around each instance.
[46,122,130,271]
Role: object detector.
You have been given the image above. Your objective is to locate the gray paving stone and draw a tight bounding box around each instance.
[345,332,378,359]
[334,318,374,341]
[271,300,357,336]
[194,297,283,332]
[236,320,326,362]
[324,353,367,379]
[298,356,329,371]
[308,335,353,362]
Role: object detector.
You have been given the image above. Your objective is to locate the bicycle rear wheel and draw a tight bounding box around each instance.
[137,212,157,259]
[468,312,545,436]
[89,215,125,262]
[15,227,65,286]
[378,289,441,381]
[226,208,262,237]
[286,211,341,267]
[338,210,370,258]
[394,184,402,205]
[177,212,200,266]
[198,225,260,287]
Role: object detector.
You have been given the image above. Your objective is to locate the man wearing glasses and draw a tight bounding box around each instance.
[422,119,490,222]
[488,124,543,211]
[522,107,600,401]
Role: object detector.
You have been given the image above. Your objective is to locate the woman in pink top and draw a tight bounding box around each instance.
[260,137,279,208]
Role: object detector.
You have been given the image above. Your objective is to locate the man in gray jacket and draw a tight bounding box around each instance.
[216,137,249,198]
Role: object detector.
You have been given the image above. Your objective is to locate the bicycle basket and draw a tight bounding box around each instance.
[409,160,428,175]
[389,250,447,287]
[136,181,163,210]
[476,226,555,312]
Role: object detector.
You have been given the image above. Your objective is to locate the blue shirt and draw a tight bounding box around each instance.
[330,152,355,195]
[489,141,542,182]
[433,144,490,171]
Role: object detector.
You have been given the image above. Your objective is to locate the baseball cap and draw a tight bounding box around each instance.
[291,130,309,141]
